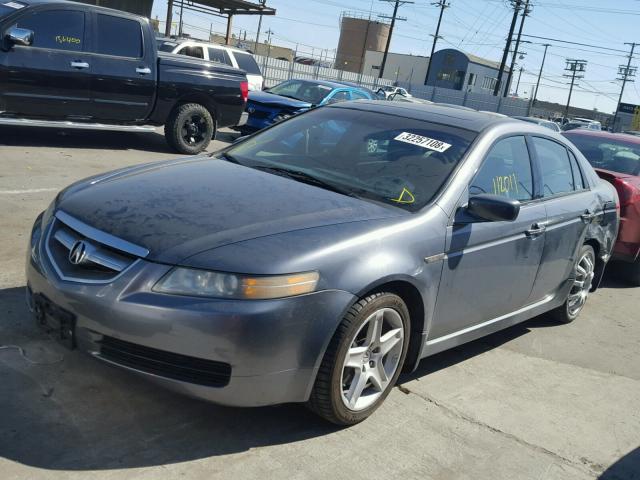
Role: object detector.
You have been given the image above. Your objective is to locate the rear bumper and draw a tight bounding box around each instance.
[26,219,356,407]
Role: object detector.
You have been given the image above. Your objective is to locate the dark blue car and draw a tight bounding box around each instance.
[242,79,376,132]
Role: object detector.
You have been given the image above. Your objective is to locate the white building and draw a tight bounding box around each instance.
[362,51,429,86]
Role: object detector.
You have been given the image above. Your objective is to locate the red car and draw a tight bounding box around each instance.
[563,130,640,284]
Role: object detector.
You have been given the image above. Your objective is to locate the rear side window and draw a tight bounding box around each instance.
[95,14,142,58]
[568,150,585,190]
[351,90,370,100]
[326,90,350,104]
[208,47,232,65]
[178,45,204,59]
[17,10,85,51]
[470,136,534,201]
[233,52,261,74]
[532,137,575,197]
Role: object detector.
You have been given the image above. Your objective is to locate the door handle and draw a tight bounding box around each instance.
[136,67,151,75]
[70,61,89,69]
[525,222,546,238]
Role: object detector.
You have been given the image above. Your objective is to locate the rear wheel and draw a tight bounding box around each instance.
[307,292,410,425]
[165,103,214,154]
[550,244,596,323]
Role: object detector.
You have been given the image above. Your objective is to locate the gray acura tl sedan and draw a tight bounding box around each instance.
[26,102,619,425]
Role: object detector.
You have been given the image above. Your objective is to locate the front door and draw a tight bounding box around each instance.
[527,137,594,301]
[430,135,547,339]
[88,12,155,122]
[0,8,92,119]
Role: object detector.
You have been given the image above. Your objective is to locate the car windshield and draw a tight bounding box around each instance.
[0,2,26,17]
[566,134,640,175]
[223,107,476,211]
[157,40,178,52]
[268,80,334,104]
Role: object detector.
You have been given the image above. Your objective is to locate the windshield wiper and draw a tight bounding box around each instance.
[216,151,242,164]
[253,166,359,198]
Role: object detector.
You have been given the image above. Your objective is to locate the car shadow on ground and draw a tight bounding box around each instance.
[0,267,632,472]
[0,125,176,154]
[598,446,640,479]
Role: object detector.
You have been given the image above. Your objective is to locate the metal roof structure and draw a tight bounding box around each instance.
[165,0,276,43]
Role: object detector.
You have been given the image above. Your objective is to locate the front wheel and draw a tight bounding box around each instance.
[164,103,214,154]
[550,244,596,323]
[307,292,410,425]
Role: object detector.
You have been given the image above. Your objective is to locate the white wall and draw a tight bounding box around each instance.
[362,51,429,86]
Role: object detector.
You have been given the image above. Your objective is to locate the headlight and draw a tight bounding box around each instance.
[153,268,319,300]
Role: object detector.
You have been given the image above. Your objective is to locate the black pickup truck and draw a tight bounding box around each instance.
[0,0,248,153]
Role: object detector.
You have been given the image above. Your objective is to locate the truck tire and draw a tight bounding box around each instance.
[165,103,215,154]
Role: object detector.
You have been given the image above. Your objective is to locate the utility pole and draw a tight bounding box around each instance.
[178,0,185,37]
[164,0,173,37]
[515,66,524,95]
[424,0,450,85]
[494,0,522,96]
[612,42,638,132]
[504,0,530,97]
[254,0,267,54]
[378,0,414,79]
[563,59,587,119]
[528,43,551,115]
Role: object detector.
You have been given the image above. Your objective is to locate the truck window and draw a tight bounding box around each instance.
[17,10,85,51]
[95,14,142,58]
[207,47,232,65]
[178,45,204,59]
[233,52,261,74]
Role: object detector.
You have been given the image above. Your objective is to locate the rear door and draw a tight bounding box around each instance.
[430,136,547,339]
[527,136,596,300]
[88,12,155,122]
[0,6,92,118]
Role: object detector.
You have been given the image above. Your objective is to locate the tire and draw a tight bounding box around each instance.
[550,244,596,323]
[307,292,410,425]
[164,103,214,155]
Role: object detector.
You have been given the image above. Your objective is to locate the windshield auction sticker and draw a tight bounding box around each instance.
[394,132,451,153]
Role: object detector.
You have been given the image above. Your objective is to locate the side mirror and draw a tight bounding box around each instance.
[467,194,520,222]
[5,27,34,47]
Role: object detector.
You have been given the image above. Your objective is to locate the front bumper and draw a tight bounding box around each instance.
[26,218,356,407]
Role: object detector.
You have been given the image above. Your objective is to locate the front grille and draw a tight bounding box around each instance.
[46,215,137,282]
[98,336,231,387]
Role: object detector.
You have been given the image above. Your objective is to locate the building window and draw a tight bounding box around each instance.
[468,73,476,86]
[437,69,454,81]
[482,76,497,90]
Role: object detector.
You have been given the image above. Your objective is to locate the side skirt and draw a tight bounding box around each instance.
[419,282,571,359]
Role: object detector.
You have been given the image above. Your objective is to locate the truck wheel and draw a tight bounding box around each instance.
[165,103,214,154]
[307,292,410,425]
[550,244,596,324]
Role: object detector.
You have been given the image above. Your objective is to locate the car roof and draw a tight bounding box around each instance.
[563,129,640,144]
[155,37,251,54]
[330,100,518,132]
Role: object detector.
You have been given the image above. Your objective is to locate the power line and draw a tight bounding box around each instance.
[563,59,587,118]
[612,43,638,131]
[494,0,522,96]
[505,0,531,97]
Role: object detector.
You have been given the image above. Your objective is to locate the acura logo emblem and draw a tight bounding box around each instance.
[247,106,255,113]
[68,240,88,265]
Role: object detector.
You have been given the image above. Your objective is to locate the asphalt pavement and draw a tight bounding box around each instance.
[0,125,638,480]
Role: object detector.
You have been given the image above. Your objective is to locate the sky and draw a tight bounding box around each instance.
[150,0,640,114]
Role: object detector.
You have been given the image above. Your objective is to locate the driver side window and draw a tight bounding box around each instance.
[470,136,534,201]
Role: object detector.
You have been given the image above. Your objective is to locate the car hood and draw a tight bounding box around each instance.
[248,90,312,109]
[56,157,403,264]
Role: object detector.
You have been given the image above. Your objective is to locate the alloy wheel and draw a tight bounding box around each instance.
[340,307,404,411]
[181,114,207,146]
[567,249,596,317]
